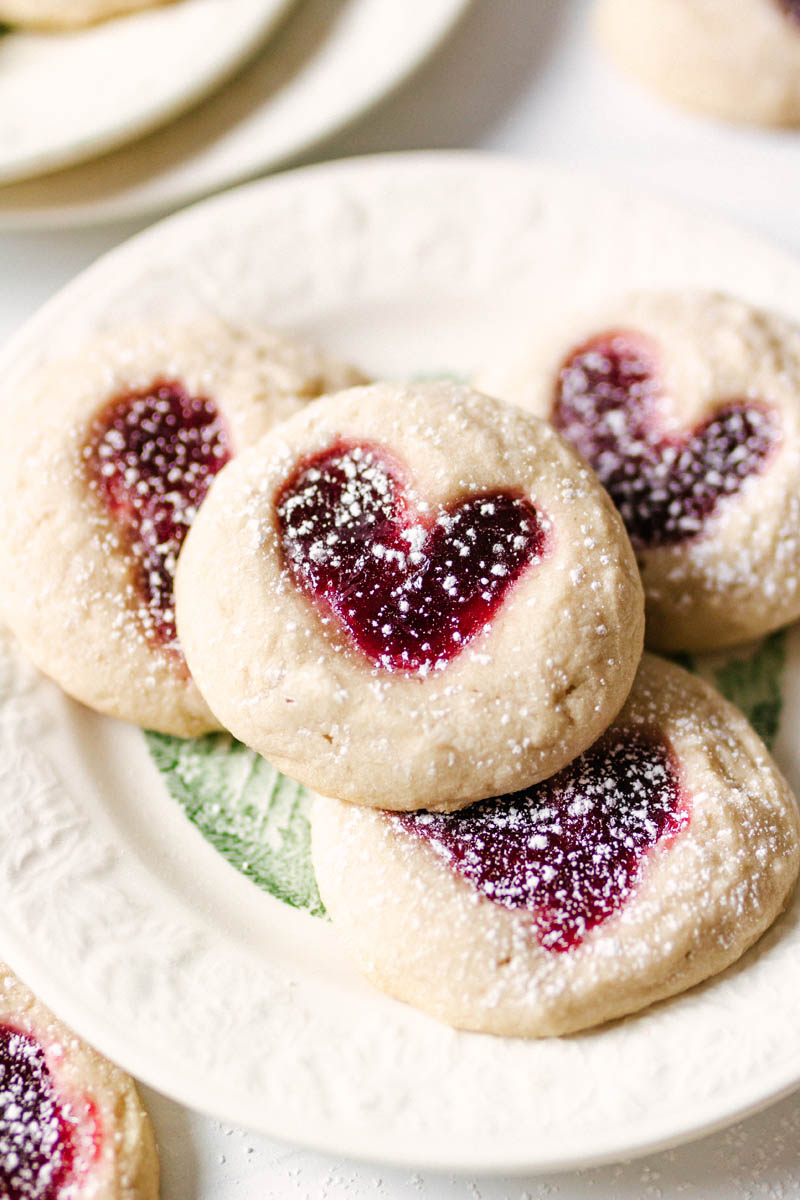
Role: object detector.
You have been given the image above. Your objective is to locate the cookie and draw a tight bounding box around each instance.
[596,0,800,127]
[175,381,644,811]
[0,0,170,28]
[480,292,800,652]
[0,321,364,735]
[0,961,158,1198]
[312,654,800,1038]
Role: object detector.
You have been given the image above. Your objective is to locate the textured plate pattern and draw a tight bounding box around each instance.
[2,157,800,1172]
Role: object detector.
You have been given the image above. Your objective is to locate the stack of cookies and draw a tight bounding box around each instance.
[4,292,800,1039]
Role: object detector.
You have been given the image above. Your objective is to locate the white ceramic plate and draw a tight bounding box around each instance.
[0,0,297,185]
[3,154,800,1174]
[0,0,472,227]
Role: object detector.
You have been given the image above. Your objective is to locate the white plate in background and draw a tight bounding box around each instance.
[0,0,297,184]
[2,154,800,1171]
[0,0,472,227]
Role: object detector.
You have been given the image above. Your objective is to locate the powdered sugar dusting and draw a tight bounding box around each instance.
[394,729,688,951]
[0,1026,75,1200]
[276,440,545,673]
[311,652,799,1044]
[554,332,779,549]
[174,380,644,808]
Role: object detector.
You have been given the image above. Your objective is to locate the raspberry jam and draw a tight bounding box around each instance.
[0,1026,75,1200]
[553,333,777,548]
[276,442,546,671]
[85,379,231,652]
[395,729,688,951]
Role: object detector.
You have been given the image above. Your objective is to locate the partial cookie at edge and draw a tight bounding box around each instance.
[479,291,800,652]
[0,320,365,735]
[0,961,159,1198]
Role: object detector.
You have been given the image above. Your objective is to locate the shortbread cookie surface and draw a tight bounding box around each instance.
[312,655,800,1037]
[481,292,800,652]
[0,0,169,27]
[176,381,644,810]
[596,0,800,127]
[0,962,158,1198]
[0,321,363,735]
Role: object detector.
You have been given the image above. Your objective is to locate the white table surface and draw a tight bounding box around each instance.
[4,1,800,1195]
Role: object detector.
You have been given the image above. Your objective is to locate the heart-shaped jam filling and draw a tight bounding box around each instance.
[84,380,231,653]
[553,333,778,548]
[0,1025,79,1200]
[276,442,545,671]
[395,729,688,951]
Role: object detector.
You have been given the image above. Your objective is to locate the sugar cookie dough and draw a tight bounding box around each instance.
[596,0,800,127]
[480,292,800,652]
[176,381,644,811]
[0,320,364,735]
[0,961,158,1198]
[312,655,800,1037]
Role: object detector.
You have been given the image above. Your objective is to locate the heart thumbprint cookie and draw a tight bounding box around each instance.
[0,320,364,736]
[596,0,800,126]
[0,962,158,1199]
[311,655,800,1037]
[480,292,800,652]
[175,381,644,811]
